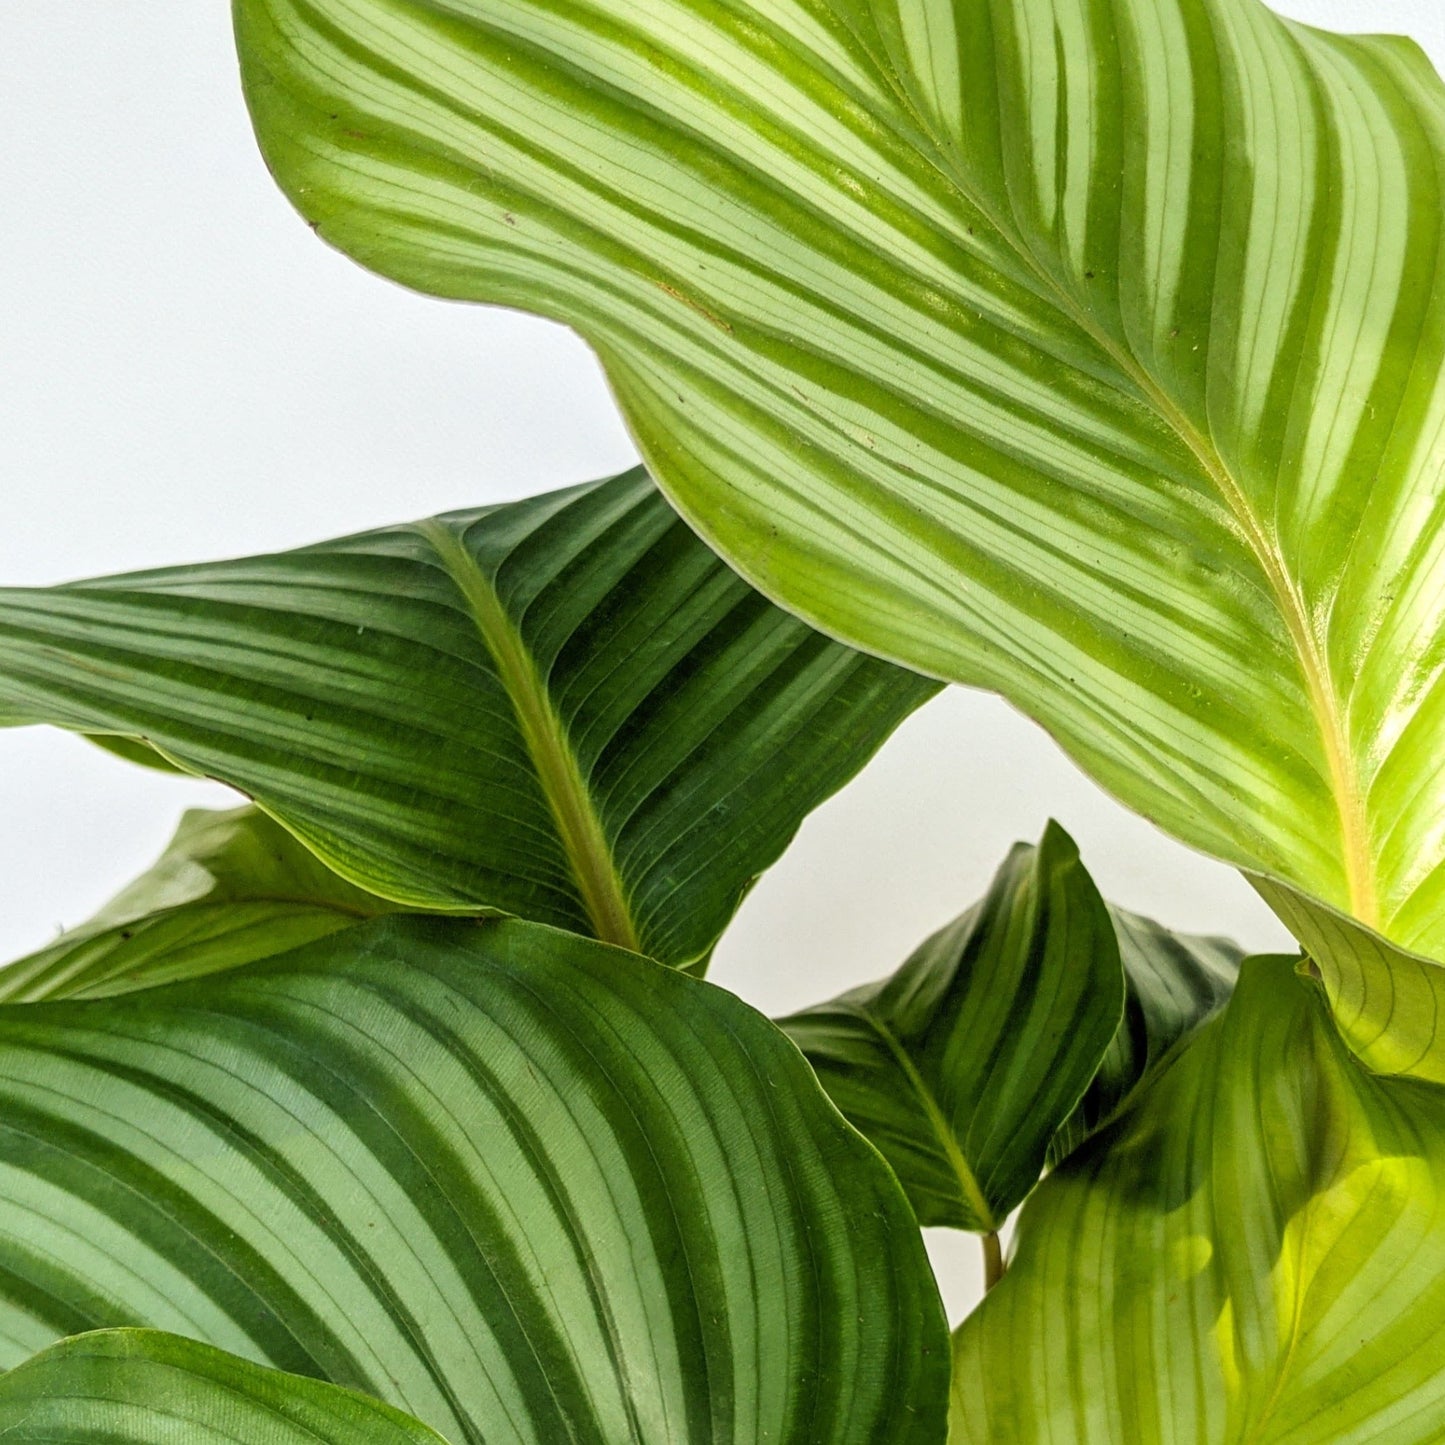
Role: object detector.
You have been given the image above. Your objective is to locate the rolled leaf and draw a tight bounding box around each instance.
[0,915,948,1443]
[951,955,1445,1441]
[0,469,936,967]
[233,0,1445,972]
[1255,875,1445,1083]
[0,1330,447,1444]
[0,805,396,1004]
[1049,906,1240,1160]
[779,822,1123,1230]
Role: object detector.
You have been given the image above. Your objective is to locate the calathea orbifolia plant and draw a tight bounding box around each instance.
[4,0,1445,1440]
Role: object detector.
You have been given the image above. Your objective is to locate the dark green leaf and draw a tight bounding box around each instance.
[0,1330,447,1444]
[0,469,937,967]
[780,822,1121,1230]
[0,915,948,1443]
[1049,906,1241,1161]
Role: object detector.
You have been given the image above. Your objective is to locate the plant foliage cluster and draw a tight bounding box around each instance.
[3,0,1445,1440]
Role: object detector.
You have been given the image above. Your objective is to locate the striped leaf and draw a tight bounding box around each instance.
[0,469,936,968]
[1255,876,1445,1084]
[233,0,1445,982]
[779,823,1123,1231]
[780,823,1239,1230]
[0,916,949,1443]
[950,955,1445,1442]
[1049,904,1240,1160]
[0,805,397,1004]
[0,1331,447,1445]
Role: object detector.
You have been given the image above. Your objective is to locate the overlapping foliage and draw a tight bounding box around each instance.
[0,915,949,1441]
[233,0,1445,1057]
[0,469,934,967]
[3,0,1445,1439]
[953,957,1445,1441]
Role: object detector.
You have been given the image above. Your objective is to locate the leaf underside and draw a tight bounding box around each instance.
[0,916,949,1444]
[1254,875,1445,1082]
[233,0,1445,1012]
[0,469,936,968]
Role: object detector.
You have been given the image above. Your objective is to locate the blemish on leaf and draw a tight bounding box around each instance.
[657,281,733,333]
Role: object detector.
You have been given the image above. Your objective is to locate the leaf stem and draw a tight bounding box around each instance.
[982,1231,1005,1292]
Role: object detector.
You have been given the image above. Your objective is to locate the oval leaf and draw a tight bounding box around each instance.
[0,805,396,1004]
[779,822,1123,1230]
[233,0,1445,964]
[0,1331,447,1445]
[0,469,936,967]
[952,955,1445,1441]
[0,916,948,1443]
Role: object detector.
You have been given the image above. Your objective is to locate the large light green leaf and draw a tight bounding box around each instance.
[0,1331,447,1444]
[0,915,948,1443]
[233,0,1445,971]
[950,955,1445,1442]
[0,805,397,1004]
[0,469,936,967]
[780,822,1123,1231]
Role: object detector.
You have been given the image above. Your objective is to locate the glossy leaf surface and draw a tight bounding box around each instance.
[0,470,936,966]
[951,956,1445,1442]
[0,1331,446,1445]
[780,823,1122,1230]
[235,0,1445,966]
[0,805,395,1004]
[0,916,948,1444]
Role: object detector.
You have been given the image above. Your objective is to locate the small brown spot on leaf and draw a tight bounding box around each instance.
[658,281,733,333]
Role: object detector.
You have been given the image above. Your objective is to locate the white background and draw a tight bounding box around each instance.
[0,1,1435,1324]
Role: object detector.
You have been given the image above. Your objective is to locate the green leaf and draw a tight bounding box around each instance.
[0,469,936,968]
[779,822,1123,1231]
[951,955,1445,1442]
[0,1330,447,1444]
[1049,904,1241,1161]
[233,0,1445,964]
[85,734,190,774]
[0,915,949,1443]
[0,805,397,1004]
[1255,875,1445,1083]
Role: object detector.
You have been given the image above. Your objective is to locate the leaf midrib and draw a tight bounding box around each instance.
[859,1005,1000,1232]
[865,58,1376,927]
[417,521,639,951]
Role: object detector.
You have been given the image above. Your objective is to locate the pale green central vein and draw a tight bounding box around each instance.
[861,1006,998,1231]
[418,521,639,952]
[874,72,1377,925]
